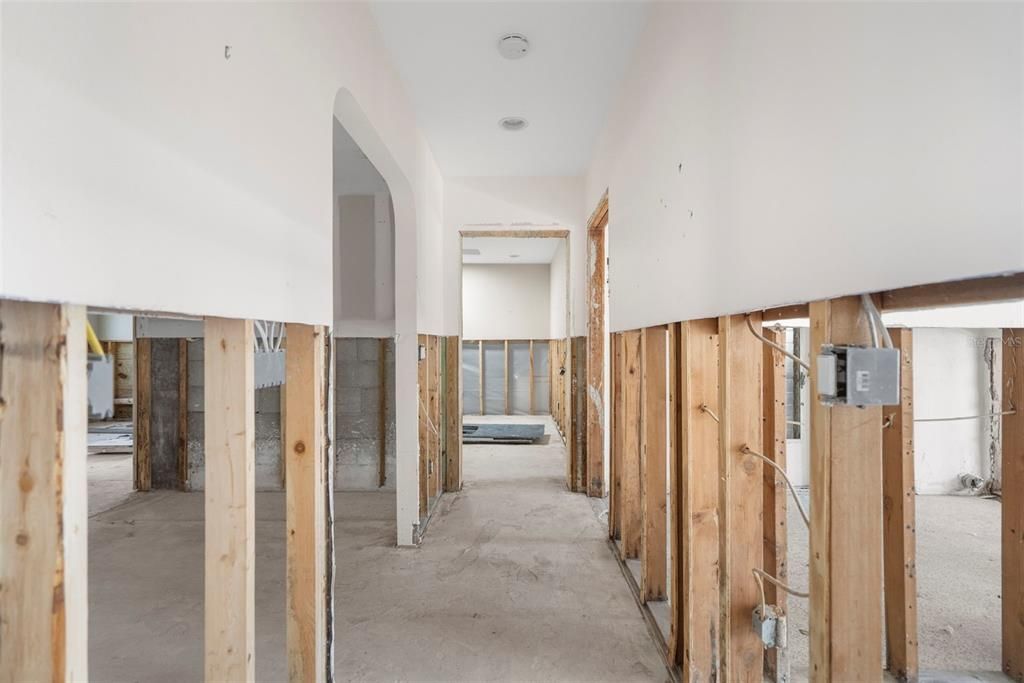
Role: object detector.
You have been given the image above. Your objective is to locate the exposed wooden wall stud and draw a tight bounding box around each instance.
[641,325,668,601]
[621,329,643,560]
[1004,328,1023,682]
[762,327,789,682]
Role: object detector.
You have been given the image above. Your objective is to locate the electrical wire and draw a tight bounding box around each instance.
[859,294,893,349]
[752,568,809,616]
[745,316,811,372]
[419,396,440,437]
[742,445,810,529]
[914,409,1016,423]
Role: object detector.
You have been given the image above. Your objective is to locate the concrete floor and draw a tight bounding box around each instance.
[89,415,665,681]
[786,491,1003,680]
[88,452,135,515]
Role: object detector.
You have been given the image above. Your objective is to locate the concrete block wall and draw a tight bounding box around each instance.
[335,338,396,490]
[185,340,283,491]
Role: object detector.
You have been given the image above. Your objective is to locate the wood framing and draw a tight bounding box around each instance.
[586,194,609,497]
[418,334,428,517]
[669,318,721,679]
[882,327,918,682]
[478,340,484,415]
[809,297,883,681]
[428,335,440,500]
[444,336,462,492]
[503,339,510,415]
[529,340,535,415]
[610,332,623,539]
[761,328,789,682]
[134,335,152,491]
[718,314,764,682]
[1004,328,1024,682]
[0,302,88,681]
[621,329,643,560]
[284,324,327,683]
[204,317,256,681]
[640,325,668,601]
[571,337,588,497]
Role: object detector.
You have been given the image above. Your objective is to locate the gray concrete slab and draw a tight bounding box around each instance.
[89,414,665,681]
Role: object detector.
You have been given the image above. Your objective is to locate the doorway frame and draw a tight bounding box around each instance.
[585,194,609,497]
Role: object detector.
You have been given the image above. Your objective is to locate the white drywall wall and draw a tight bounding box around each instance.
[549,239,568,338]
[3,2,445,545]
[462,264,551,340]
[337,195,377,321]
[444,176,585,336]
[587,2,1023,332]
[2,2,445,332]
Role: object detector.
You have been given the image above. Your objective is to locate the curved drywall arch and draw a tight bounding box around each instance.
[332,88,419,547]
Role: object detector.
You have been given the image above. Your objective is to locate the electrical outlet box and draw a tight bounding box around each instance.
[817,345,900,407]
[752,605,787,649]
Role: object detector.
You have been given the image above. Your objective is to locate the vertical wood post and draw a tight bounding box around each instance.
[762,328,789,682]
[444,336,462,492]
[572,337,588,496]
[378,338,387,489]
[428,336,440,499]
[719,314,764,682]
[610,332,623,538]
[641,325,668,601]
[478,340,484,415]
[204,317,256,681]
[621,329,643,559]
[418,334,428,518]
[529,340,535,415]
[1004,328,1024,682]
[503,339,510,415]
[284,324,327,683]
[0,302,88,682]
[586,217,607,498]
[178,339,190,490]
[883,327,918,682]
[669,318,721,680]
[134,335,152,491]
[809,297,883,682]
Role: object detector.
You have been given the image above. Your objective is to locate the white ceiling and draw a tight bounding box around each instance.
[462,236,562,264]
[370,1,649,176]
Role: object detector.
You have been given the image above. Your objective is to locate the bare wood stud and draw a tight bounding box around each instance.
[641,325,668,601]
[1004,328,1024,682]
[285,324,327,683]
[809,298,883,682]
[883,328,918,682]
[134,335,152,491]
[204,317,256,681]
[621,329,643,560]
[0,302,89,682]
[762,327,789,683]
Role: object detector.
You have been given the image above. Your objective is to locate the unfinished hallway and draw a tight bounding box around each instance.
[88,416,664,682]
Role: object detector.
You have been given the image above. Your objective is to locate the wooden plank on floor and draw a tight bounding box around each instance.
[0,302,88,682]
[762,327,789,683]
[809,297,883,682]
[621,329,643,560]
[671,318,721,679]
[641,325,668,602]
[204,317,256,681]
[134,335,152,491]
[284,324,327,683]
[718,314,764,682]
[883,327,918,682]
[1004,328,1024,682]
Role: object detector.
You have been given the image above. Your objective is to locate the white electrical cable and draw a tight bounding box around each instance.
[859,294,893,349]
[419,396,440,437]
[914,409,1016,423]
[752,568,809,616]
[745,316,811,372]
[742,445,810,529]
[699,404,720,423]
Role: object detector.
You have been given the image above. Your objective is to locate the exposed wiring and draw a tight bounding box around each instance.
[419,396,440,437]
[745,316,811,372]
[859,294,893,349]
[752,568,809,616]
[914,409,1016,424]
[742,445,809,529]
[699,404,720,423]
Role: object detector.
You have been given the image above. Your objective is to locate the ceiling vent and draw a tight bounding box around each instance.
[498,33,530,60]
[499,117,528,132]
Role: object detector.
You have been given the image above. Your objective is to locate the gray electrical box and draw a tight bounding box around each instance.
[817,345,900,407]
[752,605,787,649]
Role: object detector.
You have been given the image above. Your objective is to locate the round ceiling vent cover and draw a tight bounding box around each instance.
[499,116,529,131]
[498,33,530,60]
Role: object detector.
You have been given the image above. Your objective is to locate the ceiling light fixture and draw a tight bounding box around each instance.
[499,116,528,132]
[498,33,530,60]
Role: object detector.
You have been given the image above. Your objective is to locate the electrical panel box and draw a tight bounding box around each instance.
[817,345,900,407]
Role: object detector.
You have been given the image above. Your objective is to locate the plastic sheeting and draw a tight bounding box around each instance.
[462,340,555,416]
[462,341,480,416]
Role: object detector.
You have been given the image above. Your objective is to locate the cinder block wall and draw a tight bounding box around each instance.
[335,338,396,490]
[148,337,396,492]
[185,340,283,491]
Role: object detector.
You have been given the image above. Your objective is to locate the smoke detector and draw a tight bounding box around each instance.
[498,33,530,60]
[499,117,528,132]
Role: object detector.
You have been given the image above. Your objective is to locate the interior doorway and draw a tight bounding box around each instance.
[585,195,609,497]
